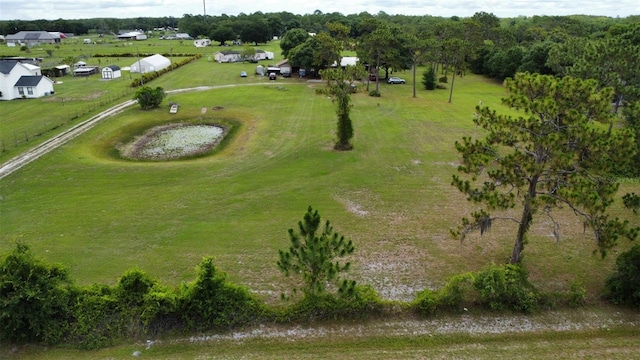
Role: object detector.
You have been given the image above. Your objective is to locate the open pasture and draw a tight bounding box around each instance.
[1,54,637,305]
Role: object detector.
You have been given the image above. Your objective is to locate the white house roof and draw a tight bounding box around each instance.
[340,57,359,66]
[22,63,40,72]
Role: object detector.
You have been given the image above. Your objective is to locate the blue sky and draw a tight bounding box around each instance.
[0,0,638,21]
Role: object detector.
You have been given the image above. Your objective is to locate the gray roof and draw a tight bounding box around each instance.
[0,60,19,74]
[105,65,120,70]
[14,75,44,87]
[6,31,56,41]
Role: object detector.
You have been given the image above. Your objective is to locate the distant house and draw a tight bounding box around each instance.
[0,60,54,100]
[130,54,171,73]
[175,33,193,40]
[253,49,274,61]
[102,65,121,80]
[117,31,147,41]
[5,31,61,46]
[276,59,292,76]
[214,51,242,63]
[194,38,211,47]
[339,56,359,67]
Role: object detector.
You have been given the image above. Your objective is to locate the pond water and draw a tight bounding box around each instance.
[121,124,225,160]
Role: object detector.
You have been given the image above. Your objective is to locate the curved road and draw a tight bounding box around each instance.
[0,84,269,180]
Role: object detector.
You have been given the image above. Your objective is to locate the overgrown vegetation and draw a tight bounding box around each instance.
[2,240,622,350]
[604,244,640,309]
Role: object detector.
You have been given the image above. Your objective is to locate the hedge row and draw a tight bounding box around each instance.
[2,242,638,350]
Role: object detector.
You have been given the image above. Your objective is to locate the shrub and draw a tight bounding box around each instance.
[284,285,383,322]
[567,281,586,308]
[438,75,448,83]
[67,284,120,349]
[178,257,263,331]
[369,90,381,97]
[422,67,436,90]
[116,269,156,306]
[604,244,640,308]
[473,263,539,313]
[437,272,476,310]
[413,273,475,315]
[133,86,165,110]
[413,288,438,315]
[0,242,73,344]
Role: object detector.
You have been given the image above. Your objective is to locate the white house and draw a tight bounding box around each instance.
[0,60,54,100]
[340,56,359,67]
[194,38,211,47]
[5,31,61,46]
[130,54,171,73]
[102,65,121,80]
[117,31,147,41]
[214,51,242,63]
[275,59,292,76]
[253,49,274,61]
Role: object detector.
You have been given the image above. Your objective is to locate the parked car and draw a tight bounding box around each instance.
[387,77,406,84]
[240,71,247,77]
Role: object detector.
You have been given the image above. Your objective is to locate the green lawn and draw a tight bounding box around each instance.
[0,37,638,358]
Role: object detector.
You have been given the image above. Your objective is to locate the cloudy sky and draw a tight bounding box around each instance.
[0,0,638,21]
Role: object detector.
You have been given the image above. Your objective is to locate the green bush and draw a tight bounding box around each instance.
[369,90,381,97]
[567,281,587,308]
[116,269,157,306]
[437,272,476,310]
[473,263,539,313]
[422,67,436,90]
[284,285,383,322]
[178,257,263,331]
[67,284,120,349]
[413,288,438,315]
[438,75,448,83]
[0,242,73,344]
[604,244,640,308]
[413,273,475,315]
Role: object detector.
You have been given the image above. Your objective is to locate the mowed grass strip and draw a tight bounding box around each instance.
[8,320,640,359]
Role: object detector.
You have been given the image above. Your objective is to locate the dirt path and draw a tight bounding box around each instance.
[162,307,640,347]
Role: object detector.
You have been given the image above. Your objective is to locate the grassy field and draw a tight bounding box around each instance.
[1,36,639,357]
[0,37,284,162]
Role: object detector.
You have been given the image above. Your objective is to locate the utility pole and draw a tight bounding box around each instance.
[203,0,207,22]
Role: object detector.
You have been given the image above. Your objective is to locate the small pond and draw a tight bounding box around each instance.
[120,124,226,160]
